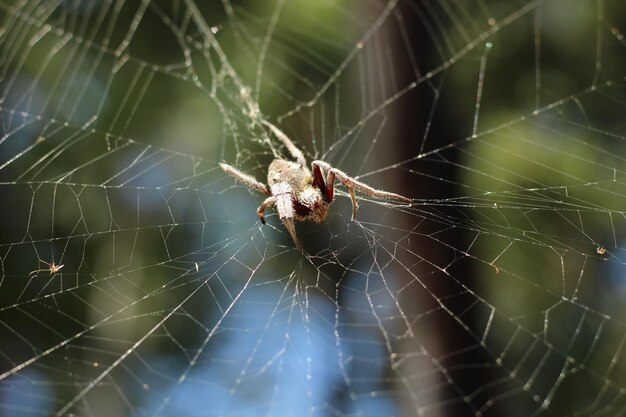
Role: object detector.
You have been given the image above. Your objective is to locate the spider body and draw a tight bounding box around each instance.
[220,120,410,252]
[29,261,64,276]
[267,159,329,224]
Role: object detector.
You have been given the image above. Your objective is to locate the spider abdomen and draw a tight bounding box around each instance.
[267,159,309,187]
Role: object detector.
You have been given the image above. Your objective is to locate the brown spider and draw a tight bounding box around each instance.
[220,120,411,252]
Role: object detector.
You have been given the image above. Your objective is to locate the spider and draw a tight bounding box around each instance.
[220,120,411,252]
[29,260,64,276]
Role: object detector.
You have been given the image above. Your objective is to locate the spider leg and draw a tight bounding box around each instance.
[281,217,302,252]
[257,196,276,224]
[259,194,302,252]
[311,162,329,201]
[220,162,271,195]
[262,120,307,166]
[312,160,411,222]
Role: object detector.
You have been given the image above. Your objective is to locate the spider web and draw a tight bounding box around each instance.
[0,0,625,416]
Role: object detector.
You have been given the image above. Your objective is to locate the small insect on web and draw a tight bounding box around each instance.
[220,120,411,252]
[29,260,64,276]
